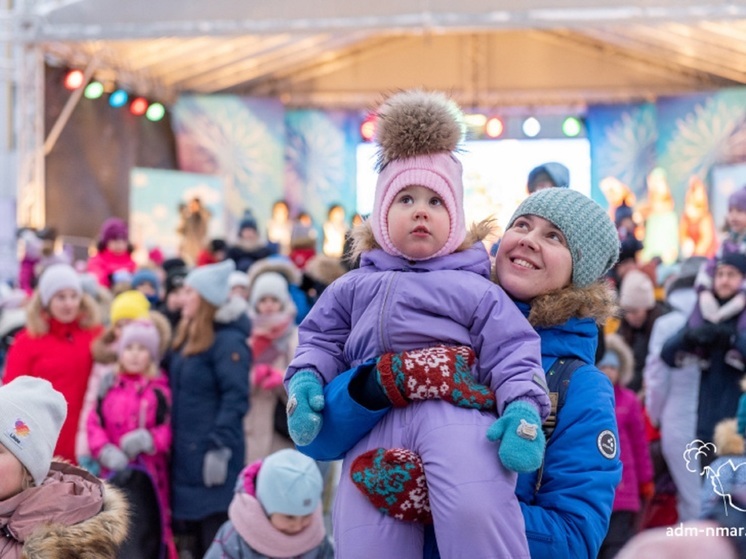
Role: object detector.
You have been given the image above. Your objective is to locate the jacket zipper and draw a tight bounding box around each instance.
[378,271,397,354]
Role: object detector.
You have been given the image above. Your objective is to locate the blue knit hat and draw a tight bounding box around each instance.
[131,268,160,293]
[508,189,619,287]
[256,449,323,516]
[185,260,235,307]
[527,162,570,192]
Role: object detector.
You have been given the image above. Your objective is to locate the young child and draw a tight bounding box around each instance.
[204,448,333,559]
[0,376,129,557]
[86,319,176,559]
[285,90,550,557]
[244,269,298,464]
[597,334,654,559]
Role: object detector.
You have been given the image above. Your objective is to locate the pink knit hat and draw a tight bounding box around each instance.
[370,90,467,260]
[117,319,160,363]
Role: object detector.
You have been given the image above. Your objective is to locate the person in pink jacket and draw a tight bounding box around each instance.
[598,333,654,558]
[87,217,137,289]
[86,319,176,558]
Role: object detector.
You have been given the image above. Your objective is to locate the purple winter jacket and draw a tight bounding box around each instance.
[286,243,549,418]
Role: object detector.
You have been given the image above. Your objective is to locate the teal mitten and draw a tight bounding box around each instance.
[486,400,545,473]
[287,370,325,446]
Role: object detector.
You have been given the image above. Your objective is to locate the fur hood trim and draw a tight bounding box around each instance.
[714,418,745,456]
[522,281,618,328]
[22,464,129,559]
[91,309,172,363]
[25,292,100,337]
[246,258,301,290]
[350,218,495,263]
[215,295,249,324]
[603,332,635,387]
[303,255,347,286]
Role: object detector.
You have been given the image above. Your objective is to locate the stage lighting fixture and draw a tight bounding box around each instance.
[522,117,541,138]
[63,69,85,90]
[485,117,504,139]
[146,103,166,122]
[562,117,582,137]
[130,97,149,116]
[84,81,104,99]
[360,114,377,141]
[109,89,129,108]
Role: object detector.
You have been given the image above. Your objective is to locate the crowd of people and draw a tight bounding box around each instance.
[0,88,746,559]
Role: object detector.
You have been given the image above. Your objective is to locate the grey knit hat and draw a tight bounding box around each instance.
[185,259,235,307]
[0,376,67,486]
[508,188,619,287]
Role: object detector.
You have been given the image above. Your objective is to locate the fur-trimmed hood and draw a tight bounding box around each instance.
[349,218,495,263]
[303,254,347,287]
[24,292,101,337]
[0,462,129,559]
[91,309,173,364]
[602,332,635,387]
[518,280,618,329]
[215,295,250,324]
[246,257,301,289]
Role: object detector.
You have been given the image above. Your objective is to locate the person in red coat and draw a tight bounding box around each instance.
[3,263,102,464]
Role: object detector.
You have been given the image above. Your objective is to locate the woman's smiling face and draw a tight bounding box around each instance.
[495,214,573,302]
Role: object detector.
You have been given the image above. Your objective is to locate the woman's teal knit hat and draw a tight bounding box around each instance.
[508,188,619,287]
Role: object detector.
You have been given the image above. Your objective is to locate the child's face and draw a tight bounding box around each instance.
[599,365,620,385]
[106,238,128,254]
[256,295,282,315]
[269,512,313,535]
[387,185,450,260]
[495,215,573,302]
[727,207,746,235]
[0,442,27,500]
[120,342,152,373]
[714,264,744,300]
[47,288,82,324]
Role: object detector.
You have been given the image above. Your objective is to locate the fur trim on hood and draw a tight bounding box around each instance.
[602,332,635,387]
[350,218,495,263]
[91,309,173,364]
[215,295,250,324]
[246,258,301,290]
[20,463,129,559]
[303,255,347,286]
[520,280,618,329]
[714,418,745,456]
[25,292,101,337]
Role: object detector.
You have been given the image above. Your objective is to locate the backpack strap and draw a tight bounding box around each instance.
[535,357,586,493]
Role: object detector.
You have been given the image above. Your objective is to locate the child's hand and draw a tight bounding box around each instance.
[253,364,284,390]
[286,370,325,446]
[120,429,154,459]
[99,444,129,472]
[376,345,495,410]
[486,401,546,473]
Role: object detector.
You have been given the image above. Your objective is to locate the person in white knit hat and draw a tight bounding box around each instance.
[0,375,131,557]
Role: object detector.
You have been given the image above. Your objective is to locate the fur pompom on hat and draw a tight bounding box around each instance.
[0,376,67,486]
[371,89,467,260]
[508,188,619,287]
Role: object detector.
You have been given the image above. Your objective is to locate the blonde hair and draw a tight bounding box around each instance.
[25,291,101,337]
[172,297,216,356]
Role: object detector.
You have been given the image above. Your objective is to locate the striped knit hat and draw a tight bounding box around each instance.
[508,188,619,287]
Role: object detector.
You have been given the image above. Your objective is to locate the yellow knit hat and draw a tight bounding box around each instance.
[110,290,151,325]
